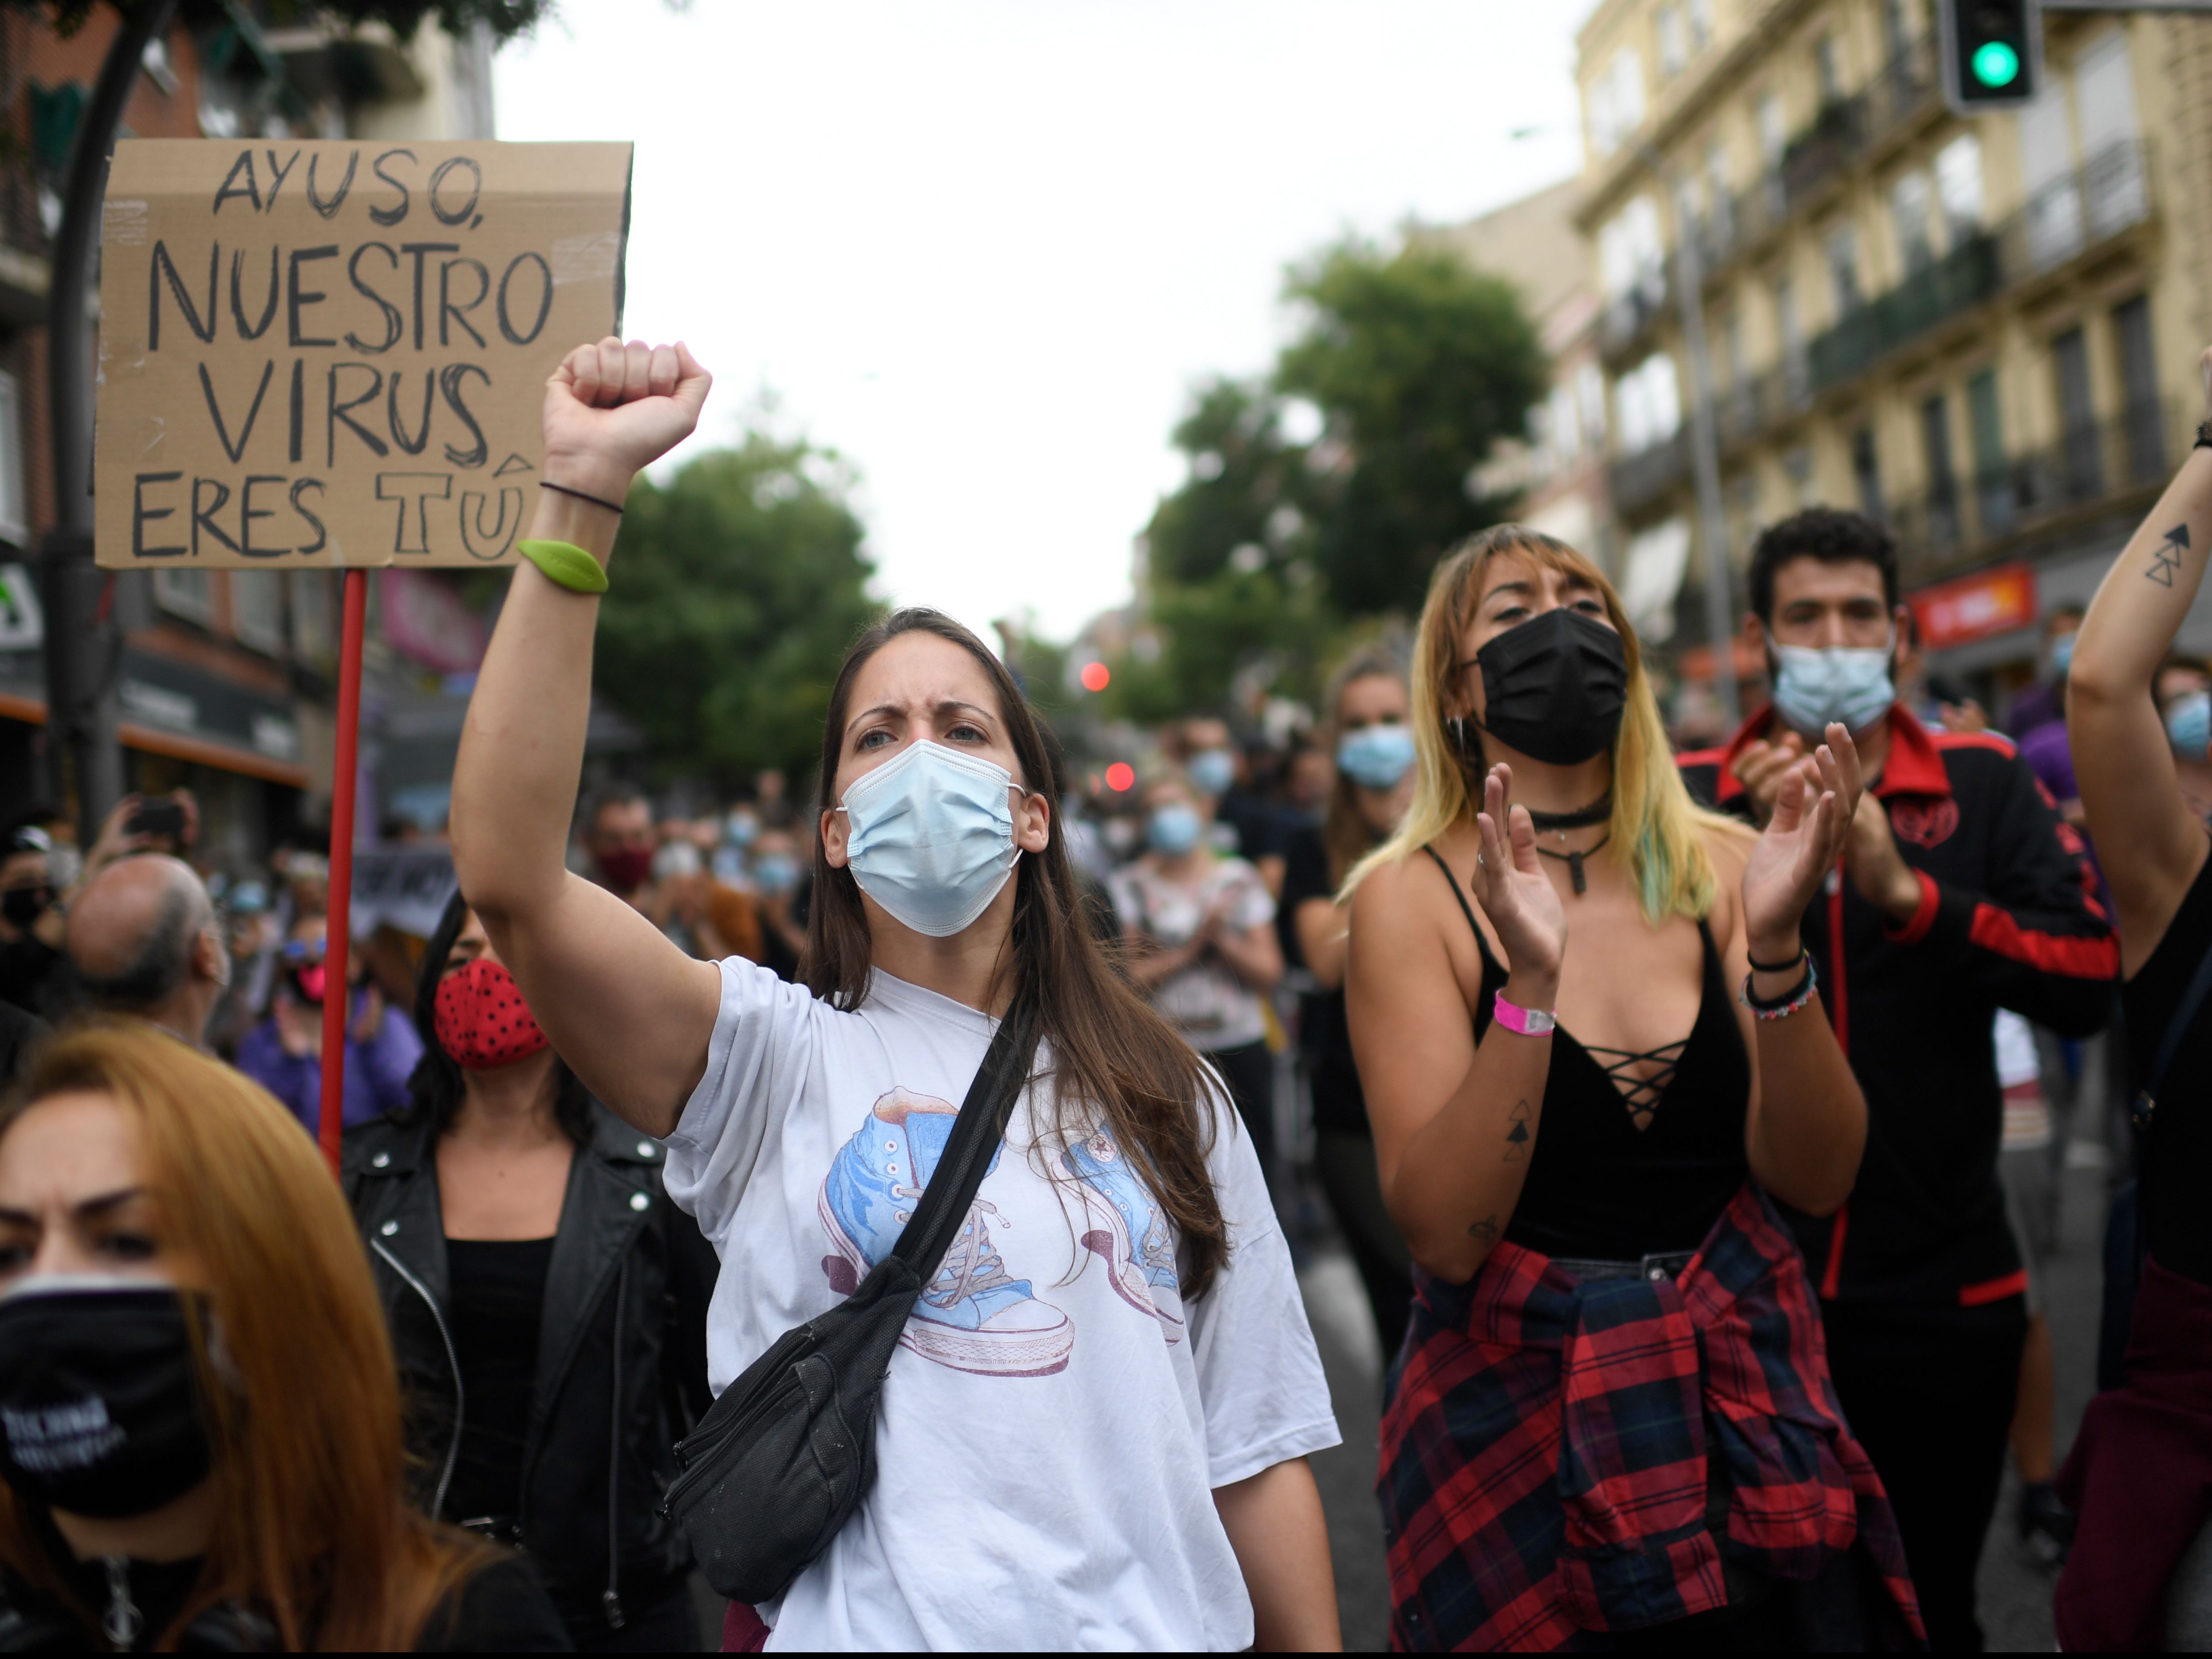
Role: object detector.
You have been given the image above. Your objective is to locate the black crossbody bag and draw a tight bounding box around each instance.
[662,994,1040,1604]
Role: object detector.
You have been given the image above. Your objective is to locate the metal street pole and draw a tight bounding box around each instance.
[1635,139,1740,726]
[40,0,179,840]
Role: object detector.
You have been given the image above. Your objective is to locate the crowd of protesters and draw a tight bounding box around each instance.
[4,332,2212,1652]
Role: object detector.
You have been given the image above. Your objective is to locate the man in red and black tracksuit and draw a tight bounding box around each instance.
[1680,508,2116,1651]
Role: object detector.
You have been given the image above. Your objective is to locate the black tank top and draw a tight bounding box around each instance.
[2122,839,2212,1286]
[1424,847,1752,1259]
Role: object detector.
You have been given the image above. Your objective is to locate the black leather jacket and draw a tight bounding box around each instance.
[344,1103,716,1636]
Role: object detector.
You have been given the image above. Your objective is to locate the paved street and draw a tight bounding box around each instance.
[1295,1155,2113,1651]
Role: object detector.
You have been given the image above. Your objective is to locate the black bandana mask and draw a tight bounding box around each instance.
[0,1279,212,1520]
[1470,608,1629,767]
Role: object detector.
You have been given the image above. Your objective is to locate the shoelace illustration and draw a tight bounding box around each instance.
[922,1201,1017,1307]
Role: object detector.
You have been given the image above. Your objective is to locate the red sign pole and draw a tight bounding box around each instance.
[316,568,369,1177]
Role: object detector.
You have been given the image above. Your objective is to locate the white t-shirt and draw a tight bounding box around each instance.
[662,959,1338,1651]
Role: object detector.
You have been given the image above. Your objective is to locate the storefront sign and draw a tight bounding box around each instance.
[94,139,632,569]
[1911,562,2038,650]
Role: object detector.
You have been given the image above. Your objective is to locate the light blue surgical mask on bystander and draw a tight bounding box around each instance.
[837,740,1023,937]
[2167,691,2212,760]
[1336,723,1416,791]
[2049,634,2076,679]
[1148,803,1204,856]
[1186,749,1235,797]
[1770,638,1896,738]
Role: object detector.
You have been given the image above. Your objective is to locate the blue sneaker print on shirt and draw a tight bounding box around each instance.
[1062,1126,1184,1343]
[819,1087,1073,1378]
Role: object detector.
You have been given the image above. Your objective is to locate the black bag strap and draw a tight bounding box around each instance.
[889,991,1040,1276]
[2133,936,2212,1129]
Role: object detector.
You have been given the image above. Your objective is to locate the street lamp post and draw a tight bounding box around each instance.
[1634,139,1740,726]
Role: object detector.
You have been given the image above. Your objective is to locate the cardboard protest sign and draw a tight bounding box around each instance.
[94,139,631,570]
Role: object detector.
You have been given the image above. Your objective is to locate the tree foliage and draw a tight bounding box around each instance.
[1118,236,1545,718]
[594,438,880,788]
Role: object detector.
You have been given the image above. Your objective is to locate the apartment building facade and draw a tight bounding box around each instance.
[1577,0,2212,713]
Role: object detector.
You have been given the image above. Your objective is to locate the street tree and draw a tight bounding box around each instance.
[593,437,880,788]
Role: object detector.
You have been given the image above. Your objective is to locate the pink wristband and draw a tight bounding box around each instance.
[1492,991,1557,1037]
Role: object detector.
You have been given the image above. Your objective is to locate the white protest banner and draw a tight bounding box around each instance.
[94,139,632,569]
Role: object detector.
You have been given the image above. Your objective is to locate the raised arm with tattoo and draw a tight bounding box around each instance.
[2067,349,2212,971]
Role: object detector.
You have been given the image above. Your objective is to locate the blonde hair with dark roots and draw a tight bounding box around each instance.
[0,1024,491,1651]
[1346,524,1743,921]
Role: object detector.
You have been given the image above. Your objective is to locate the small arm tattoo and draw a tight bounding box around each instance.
[1504,1099,1531,1162]
[1468,1213,1499,1241]
[2147,523,2191,587]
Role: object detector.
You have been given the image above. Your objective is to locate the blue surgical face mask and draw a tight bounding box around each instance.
[837,740,1022,937]
[2167,691,2211,760]
[1148,803,1203,856]
[752,852,799,897]
[1186,749,1235,797]
[724,810,759,848]
[1336,722,1416,791]
[1770,639,1896,738]
[2049,634,2076,679]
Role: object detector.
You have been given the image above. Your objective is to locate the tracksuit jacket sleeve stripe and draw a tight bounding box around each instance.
[1892,751,2117,1036]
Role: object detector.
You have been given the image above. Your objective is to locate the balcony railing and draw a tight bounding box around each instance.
[1807,233,2001,393]
[1607,429,1691,516]
[1999,139,2152,282]
[1887,399,2180,585]
[1714,361,1812,451]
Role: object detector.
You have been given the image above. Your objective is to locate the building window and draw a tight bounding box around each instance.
[1934,134,1984,243]
[1688,0,1712,51]
[290,570,333,664]
[1575,361,1608,448]
[1658,4,1687,77]
[1883,0,1911,58]
[1588,48,1647,154]
[2113,295,2163,481]
[1824,222,1863,316]
[154,568,214,626]
[0,373,25,550]
[1756,92,1787,167]
[1814,35,1843,106]
[2052,328,2101,501]
[230,570,284,655]
[1546,381,1583,466]
[1617,352,1683,454]
[1921,395,1959,547]
[1891,171,1934,273]
[1968,368,2013,535]
[1775,275,1807,401]
[1599,195,1665,303]
[1851,426,1884,520]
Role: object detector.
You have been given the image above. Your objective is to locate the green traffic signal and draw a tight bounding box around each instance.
[1971,40,2021,88]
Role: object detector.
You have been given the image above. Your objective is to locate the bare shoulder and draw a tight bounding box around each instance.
[1350,844,1450,933]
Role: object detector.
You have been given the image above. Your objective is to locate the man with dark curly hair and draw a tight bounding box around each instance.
[1680,505,2118,1650]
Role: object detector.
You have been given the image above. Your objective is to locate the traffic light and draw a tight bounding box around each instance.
[1939,0,2042,114]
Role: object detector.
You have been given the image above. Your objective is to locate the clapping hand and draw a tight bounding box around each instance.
[1470,765,1567,990]
[1740,722,1863,957]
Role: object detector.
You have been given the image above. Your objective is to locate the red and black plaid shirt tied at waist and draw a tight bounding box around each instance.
[1377,1186,1924,1651]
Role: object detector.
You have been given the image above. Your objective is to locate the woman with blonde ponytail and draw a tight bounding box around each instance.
[1347,527,1924,1650]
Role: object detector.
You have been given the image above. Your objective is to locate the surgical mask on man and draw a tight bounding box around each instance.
[838,740,1023,937]
[1337,724,1416,791]
[1770,637,1897,738]
[1185,749,1235,797]
[2167,691,2212,760]
[1147,804,1204,856]
[2049,634,2076,680]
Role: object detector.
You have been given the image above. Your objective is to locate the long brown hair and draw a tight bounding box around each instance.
[0,1025,489,1650]
[806,610,1229,1294]
[1321,646,1408,888]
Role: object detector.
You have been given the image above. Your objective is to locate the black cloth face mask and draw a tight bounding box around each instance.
[1470,607,1630,767]
[0,1279,212,1519]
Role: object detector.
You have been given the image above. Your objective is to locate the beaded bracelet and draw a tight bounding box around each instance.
[517,538,609,594]
[1741,957,1819,1021]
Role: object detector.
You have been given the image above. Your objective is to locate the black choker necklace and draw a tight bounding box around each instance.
[1525,793,1612,832]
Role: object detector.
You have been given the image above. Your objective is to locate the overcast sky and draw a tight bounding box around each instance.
[494,1,1590,643]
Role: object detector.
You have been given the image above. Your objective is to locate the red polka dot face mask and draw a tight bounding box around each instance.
[433,957,551,1071]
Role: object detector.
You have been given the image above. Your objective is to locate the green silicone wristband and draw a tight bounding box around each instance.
[517,539,609,594]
